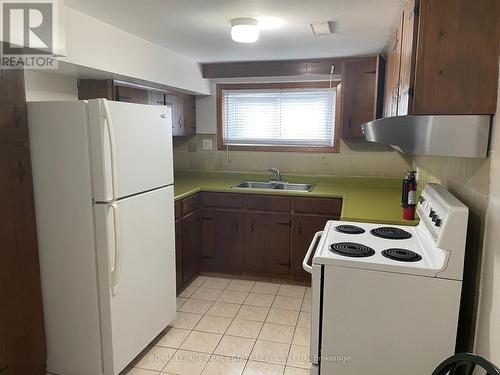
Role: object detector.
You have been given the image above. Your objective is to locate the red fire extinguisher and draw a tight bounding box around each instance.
[402,171,417,220]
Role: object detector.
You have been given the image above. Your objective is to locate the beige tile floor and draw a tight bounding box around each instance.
[121,276,312,375]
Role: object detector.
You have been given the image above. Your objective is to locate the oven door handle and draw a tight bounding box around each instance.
[303,231,323,274]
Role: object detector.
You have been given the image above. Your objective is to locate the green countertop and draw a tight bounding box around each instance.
[174,170,419,226]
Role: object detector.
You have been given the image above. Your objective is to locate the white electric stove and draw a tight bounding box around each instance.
[303,183,468,375]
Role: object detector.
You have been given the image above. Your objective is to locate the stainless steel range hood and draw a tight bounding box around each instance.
[362,115,491,158]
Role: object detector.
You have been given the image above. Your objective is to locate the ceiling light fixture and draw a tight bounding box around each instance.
[231,18,259,43]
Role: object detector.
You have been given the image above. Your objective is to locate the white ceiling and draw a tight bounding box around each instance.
[65,0,404,63]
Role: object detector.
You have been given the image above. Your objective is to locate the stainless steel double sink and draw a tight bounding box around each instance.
[232,181,315,192]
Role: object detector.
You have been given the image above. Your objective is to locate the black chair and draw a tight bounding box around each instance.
[432,353,500,375]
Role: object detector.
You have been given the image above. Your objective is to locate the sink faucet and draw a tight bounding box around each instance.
[267,167,282,182]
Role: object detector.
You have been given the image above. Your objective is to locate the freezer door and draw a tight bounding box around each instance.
[88,99,173,202]
[94,186,176,375]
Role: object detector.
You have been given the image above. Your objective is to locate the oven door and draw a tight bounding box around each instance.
[302,231,323,373]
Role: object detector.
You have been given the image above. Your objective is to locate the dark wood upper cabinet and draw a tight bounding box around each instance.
[77,79,197,136]
[114,85,148,104]
[244,212,291,275]
[341,56,384,139]
[384,0,500,116]
[383,20,403,118]
[201,208,244,274]
[1,70,29,144]
[181,209,202,283]
[398,0,418,116]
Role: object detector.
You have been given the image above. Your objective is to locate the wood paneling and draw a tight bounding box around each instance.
[341,57,381,138]
[244,212,291,275]
[203,57,345,78]
[413,0,500,114]
[201,209,244,274]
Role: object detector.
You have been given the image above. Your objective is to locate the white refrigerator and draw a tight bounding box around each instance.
[28,99,176,375]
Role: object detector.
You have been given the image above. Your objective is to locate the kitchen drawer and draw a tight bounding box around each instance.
[181,194,200,217]
[202,192,244,209]
[175,201,182,220]
[294,197,342,216]
[246,195,292,212]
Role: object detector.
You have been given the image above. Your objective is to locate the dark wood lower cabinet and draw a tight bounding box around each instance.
[291,214,338,279]
[175,192,342,291]
[201,209,244,274]
[181,209,202,284]
[244,213,291,275]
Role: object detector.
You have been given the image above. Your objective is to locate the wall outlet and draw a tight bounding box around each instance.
[202,138,214,151]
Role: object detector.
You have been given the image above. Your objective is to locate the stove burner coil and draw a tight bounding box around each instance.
[334,225,366,234]
[370,227,412,240]
[382,248,422,262]
[329,242,375,258]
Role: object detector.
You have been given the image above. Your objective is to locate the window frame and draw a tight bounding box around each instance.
[216,81,342,153]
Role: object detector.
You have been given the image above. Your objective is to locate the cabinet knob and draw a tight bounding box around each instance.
[251,220,255,231]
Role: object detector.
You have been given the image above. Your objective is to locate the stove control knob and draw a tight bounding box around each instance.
[432,214,439,223]
[429,210,435,218]
[419,196,425,204]
[435,218,442,227]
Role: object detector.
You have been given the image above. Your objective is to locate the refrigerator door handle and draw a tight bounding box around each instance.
[110,202,121,296]
[303,231,323,274]
[101,99,119,201]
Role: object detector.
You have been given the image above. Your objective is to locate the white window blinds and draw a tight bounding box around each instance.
[222,87,336,147]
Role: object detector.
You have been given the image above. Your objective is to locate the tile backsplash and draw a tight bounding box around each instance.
[173,134,412,178]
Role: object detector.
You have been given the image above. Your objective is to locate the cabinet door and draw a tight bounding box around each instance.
[115,85,149,104]
[291,215,334,279]
[0,144,46,373]
[181,209,202,283]
[383,18,403,118]
[201,209,244,274]
[148,91,166,106]
[1,69,29,144]
[342,57,378,138]
[175,220,183,292]
[398,0,418,116]
[166,93,183,136]
[244,213,291,275]
[182,94,196,136]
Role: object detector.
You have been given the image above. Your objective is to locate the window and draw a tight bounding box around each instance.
[217,82,341,152]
